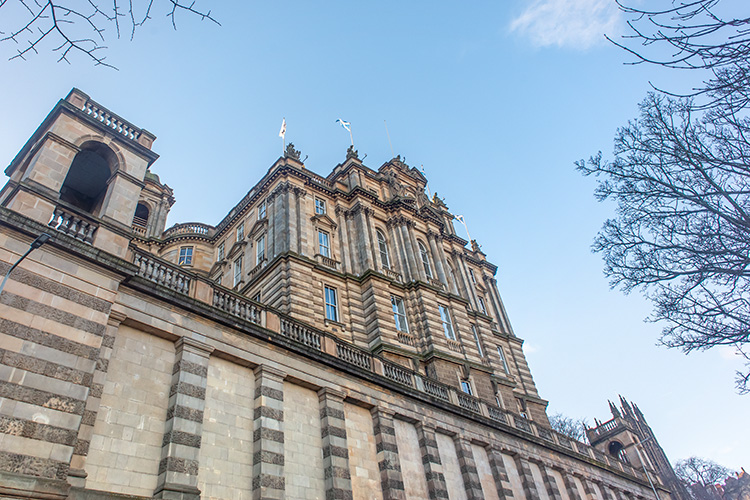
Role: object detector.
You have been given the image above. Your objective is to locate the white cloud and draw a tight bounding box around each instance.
[523,343,539,355]
[510,0,622,50]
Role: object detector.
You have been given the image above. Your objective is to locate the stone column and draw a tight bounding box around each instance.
[252,365,286,500]
[416,423,448,500]
[580,476,598,500]
[357,207,374,271]
[398,224,418,282]
[346,211,360,274]
[336,206,351,273]
[371,408,406,500]
[457,255,480,308]
[153,337,214,500]
[318,388,352,500]
[406,222,427,282]
[515,456,541,500]
[388,219,407,277]
[68,311,125,488]
[365,207,382,271]
[487,447,514,500]
[455,437,484,500]
[538,462,563,500]
[288,187,299,254]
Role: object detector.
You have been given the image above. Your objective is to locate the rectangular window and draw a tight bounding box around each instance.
[460,380,473,395]
[469,268,476,284]
[258,200,267,220]
[472,325,484,357]
[439,304,455,340]
[516,398,528,419]
[237,223,244,242]
[318,230,330,257]
[497,346,509,374]
[315,198,326,215]
[252,291,261,302]
[217,241,225,261]
[325,286,338,322]
[233,255,243,287]
[257,234,266,263]
[178,246,193,266]
[391,295,409,333]
[478,296,487,315]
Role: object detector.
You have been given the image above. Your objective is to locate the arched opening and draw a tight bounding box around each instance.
[608,441,629,463]
[60,142,115,214]
[133,202,150,234]
[376,229,390,269]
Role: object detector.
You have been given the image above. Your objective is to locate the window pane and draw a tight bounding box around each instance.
[178,247,193,266]
[315,198,326,214]
[439,305,455,340]
[472,325,483,357]
[257,235,265,263]
[325,286,338,321]
[319,231,330,257]
[497,346,509,374]
[377,231,389,268]
[391,295,408,333]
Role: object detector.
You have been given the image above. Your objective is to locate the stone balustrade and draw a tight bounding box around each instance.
[82,98,143,142]
[49,205,98,244]
[162,222,215,238]
[133,249,192,295]
[315,254,338,270]
[127,249,640,479]
[382,267,402,282]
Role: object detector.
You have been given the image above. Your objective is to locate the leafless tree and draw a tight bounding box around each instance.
[581,1,750,393]
[0,1,219,68]
[548,413,589,443]
[675,457,733,500]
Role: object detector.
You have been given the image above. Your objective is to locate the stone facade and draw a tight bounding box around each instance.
[0,89,671,500]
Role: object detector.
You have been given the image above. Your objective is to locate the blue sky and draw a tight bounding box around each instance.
[1,0,747,469]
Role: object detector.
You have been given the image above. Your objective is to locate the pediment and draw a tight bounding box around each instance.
[248,218,268,238]
[226,239,247,260]
[311,213,338,230]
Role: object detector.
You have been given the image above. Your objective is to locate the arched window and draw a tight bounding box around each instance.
[418,241,432,278]
[608,441,629,463]
[376,230,390,268]
[133,202,150,229]
[60,142,115,214]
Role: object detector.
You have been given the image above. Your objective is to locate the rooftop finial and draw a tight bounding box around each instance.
[346,145,359,160]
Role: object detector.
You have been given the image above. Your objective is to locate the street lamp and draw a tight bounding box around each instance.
[0,233,52,295]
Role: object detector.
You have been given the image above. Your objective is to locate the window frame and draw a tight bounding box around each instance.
[217,241,225,261]
[376,229,390,268]
[315,198,326,215]
[256,234,266,263]
[478,296,487,315]
[324,285,338,322]
[318,229,331,258]
[258,200,267,220]
[471,324,484,357]
[391,295,409,333]
[469,268,476,284]
[438,304,456,340]
[233,255,243,287]
[460,379,473,395]
[418,241,432,278]
[236,223,245,242]
[178,246,193,266]
[497,346,510,374]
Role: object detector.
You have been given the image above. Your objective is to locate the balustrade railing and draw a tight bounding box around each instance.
[537,425,553,442]
[280,318,321,351]
[513,415,532,433]
[422,377,450,401]
[457,392,481,413]
[382,267,402,282]
[428,278,444,290]
[316,254,338,270]
[488,405,508,424]
[133,250,192,295]
[213,289,262,325]
[82,99,142,142]
[383,361,414,387]
[335,341,372,371]
[163,222,215,238]
[49,206,98,244]
[447,338,462,353]
[397,331,415,346]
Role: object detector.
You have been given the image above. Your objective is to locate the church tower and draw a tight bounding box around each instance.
[587,397,691,500]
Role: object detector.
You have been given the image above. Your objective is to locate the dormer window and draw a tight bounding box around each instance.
[315,198,326,215]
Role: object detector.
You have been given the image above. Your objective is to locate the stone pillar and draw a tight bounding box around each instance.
[154,337,214,500]
[487,447,514,500]
[346,211,360,274]
[388,220,407,276]
[538,462,564,500]
[68,311,125,488]
[416,423,448,500]
[252,365,286,500]
[336,206,351,273]
[515,456,541,500]
[580,476,598,500]
[560,471,583,500]
[360,207,375,271]
[371,408,406,500]
[288,187,299,254]
[455,437,484,500]
[365,207,382,271]
[457,255,480,308]
[318,388,352,500]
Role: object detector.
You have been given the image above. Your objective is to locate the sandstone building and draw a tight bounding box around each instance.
[0,89,673,500]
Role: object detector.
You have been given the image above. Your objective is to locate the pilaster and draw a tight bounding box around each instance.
[371,408,405,500]
[455,437,484,500]
[560,470,583,500]
[154,337,214,500]
[252,365,286,500]
[416,423,448,500]
[515,456,541,500]
[538,462,563,500]
[318,388,353,500]
[487,447,513,500]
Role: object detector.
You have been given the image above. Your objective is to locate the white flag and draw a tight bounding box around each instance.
[279,118,286,139]
[336,118,351,132]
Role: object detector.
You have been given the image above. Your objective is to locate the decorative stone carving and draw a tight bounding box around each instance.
[346,145,359,159]
[285,142,301,160]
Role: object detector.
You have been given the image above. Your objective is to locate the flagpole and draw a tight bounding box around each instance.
[384,120,395,157]
[349,126,354,147]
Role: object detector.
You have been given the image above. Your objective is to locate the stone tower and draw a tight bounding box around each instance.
[587,397,691,500]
